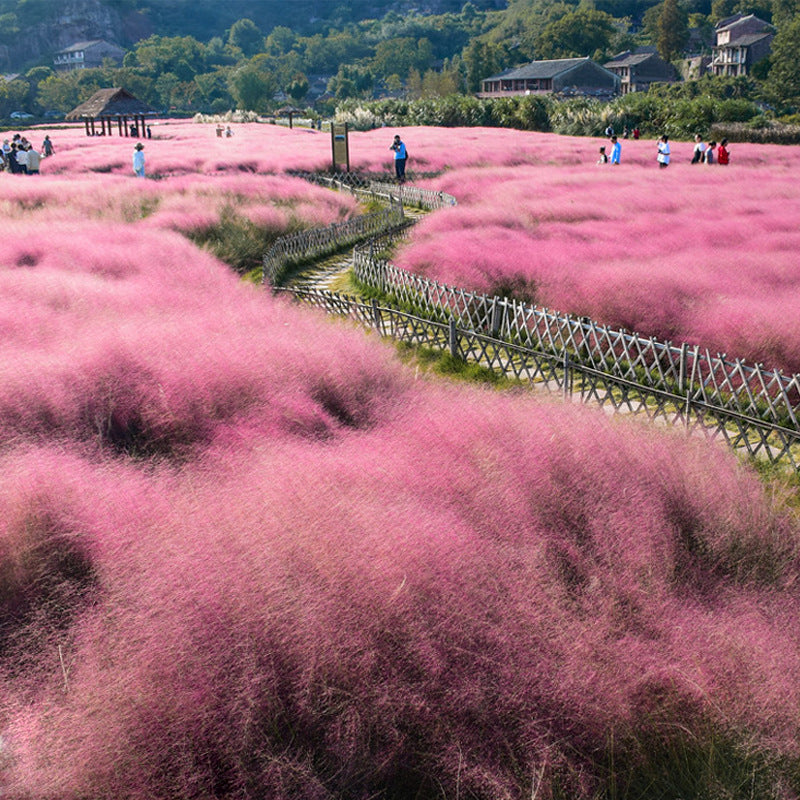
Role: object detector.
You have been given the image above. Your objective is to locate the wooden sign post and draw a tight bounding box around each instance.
[330,122,350,172]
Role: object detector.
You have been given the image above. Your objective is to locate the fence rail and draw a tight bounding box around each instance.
[262,201,405,286]
[262,170,800,469]
[279,287,800,469]
[353,245,800,435]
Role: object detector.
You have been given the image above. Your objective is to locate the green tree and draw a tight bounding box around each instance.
[193,69,233,110]
[657,0,689,61]
[463,40,513,92]
[0,77,29,116]
[287,73,309,103]
[771,0,800,24]
[154,71,180,109]
[265,26,296,56]
[228,18,264,57]
[536,8,617,58]
[228,60,275,111]
[765,13,800,109]
[125,35,208,81]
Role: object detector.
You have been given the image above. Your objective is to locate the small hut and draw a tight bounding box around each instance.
[276,105,303,129]
[66,88,156,137]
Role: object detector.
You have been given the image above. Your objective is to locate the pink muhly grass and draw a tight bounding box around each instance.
[396,150,800,373]
[4,121,800,799]
[4,385,800,798]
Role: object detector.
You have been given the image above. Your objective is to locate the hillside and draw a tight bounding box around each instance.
[0,0,507,70]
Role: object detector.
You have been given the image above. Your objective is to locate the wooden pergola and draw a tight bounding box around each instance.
[276,105,303,129]
[65,88,157,137]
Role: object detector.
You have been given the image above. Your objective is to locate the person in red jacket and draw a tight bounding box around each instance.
[717,138,730,165]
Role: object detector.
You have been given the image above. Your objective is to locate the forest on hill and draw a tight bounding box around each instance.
[1,0,800,129]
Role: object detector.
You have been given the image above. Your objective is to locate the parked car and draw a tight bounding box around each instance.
[42,110,64,120]
[10,111,33,119]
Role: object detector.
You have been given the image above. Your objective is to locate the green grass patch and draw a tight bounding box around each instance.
[189,205,285,275]
[394,341,514,388]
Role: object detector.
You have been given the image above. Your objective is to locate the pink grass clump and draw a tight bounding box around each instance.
[2,385,800,799]
[0,221,411,455]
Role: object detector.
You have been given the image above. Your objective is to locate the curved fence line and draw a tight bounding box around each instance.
[279,287,800,469]
[262,170,800,467]
[352,244,800,434]
[262,201,405,286]
[263,172,456,286]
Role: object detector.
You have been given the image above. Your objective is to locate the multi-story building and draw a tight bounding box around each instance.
[604,48,678,94]
[54,40,125,72]
[711,14,773,77]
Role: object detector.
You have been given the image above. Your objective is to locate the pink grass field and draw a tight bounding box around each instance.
[2,121,800,798]
[359,129,800,375]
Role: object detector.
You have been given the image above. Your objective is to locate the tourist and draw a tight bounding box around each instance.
[133,142,146,178]
[225,126,233,138]
[705,141,716,164]
[389,134,407,183]
[7,142,20,173]
[26,145,41,175]
[610,135,621,165]
[597,145,608,164]
[717,138,730,165]
[691,134,706,164]
[657,135,670,168]
[633,127,640,139]
[15,143,28,174]
[41,135,54,157]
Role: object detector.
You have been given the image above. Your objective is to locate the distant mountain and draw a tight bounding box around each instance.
[0,0,508,71]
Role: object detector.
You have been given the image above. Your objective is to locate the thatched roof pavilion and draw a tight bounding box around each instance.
[66,88,157,137]
[275,104,304,128]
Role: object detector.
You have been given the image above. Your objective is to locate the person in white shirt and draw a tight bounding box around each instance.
[657,135,671,169]
[691,133,706,164]
[15,145,28,174]
[133,142,145,178]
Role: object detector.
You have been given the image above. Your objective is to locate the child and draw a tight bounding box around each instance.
[597,145,608,164]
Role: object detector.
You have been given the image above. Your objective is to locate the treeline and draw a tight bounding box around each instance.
[2,0,800,127]
[336,76,799,142]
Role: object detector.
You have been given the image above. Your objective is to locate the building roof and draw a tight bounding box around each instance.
[485,57,599,82]
[721,31,773,47]
[65,88,155,120]
[605,51,656,68]
[716,13,772,32]
[56,39,122,54]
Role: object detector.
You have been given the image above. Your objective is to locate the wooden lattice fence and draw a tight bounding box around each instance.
[278,287,800,469]
[353,245,800,435]
[262,201,405,286]
[261,171,800,468]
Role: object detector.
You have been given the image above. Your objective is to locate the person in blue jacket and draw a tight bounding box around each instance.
[610,135,621,165]
[389,134,407,183]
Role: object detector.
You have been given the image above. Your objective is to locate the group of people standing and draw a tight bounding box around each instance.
[597,131,730,169]
[691,134,730,165]
[657,133,731,168]
[1,133,53,174]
